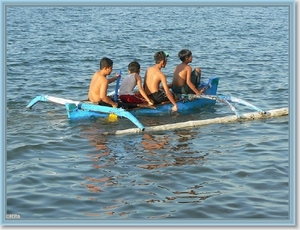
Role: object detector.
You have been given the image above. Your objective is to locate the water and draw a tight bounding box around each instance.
[5,5,292,226]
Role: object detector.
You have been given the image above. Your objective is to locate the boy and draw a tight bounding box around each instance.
[144,51,178,112]
[88,57,119,108]
[119,61,154,106]
[171,49,204,95]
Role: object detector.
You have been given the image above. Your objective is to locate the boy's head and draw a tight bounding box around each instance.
[100,57,113,70]
[154,51,169,64]
[128,61,140,74]
[178,49,192,62]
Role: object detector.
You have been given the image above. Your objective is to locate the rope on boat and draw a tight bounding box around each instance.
[102,107,288,136]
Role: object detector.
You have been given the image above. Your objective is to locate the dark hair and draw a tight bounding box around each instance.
[100,57,113,69]
[128,61,140,73]
[154,51,169,64]
[178,49,192,62]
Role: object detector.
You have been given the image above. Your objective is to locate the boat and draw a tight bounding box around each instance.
[67,76,219,118]
[26,74,271,132]
[26,77,219,130]
[124,77,219,116]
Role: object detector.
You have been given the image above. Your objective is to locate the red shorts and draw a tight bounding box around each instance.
[119,94,146,104]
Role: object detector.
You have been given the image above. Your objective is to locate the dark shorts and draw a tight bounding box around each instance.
[148,90,170,104]
[171,69,201,94]
[98,100,137,109]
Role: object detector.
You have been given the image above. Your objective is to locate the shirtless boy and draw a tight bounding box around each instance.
[144,51,178,112]
[119,61,154,106]
[171,49,203,95]
[88,57,119,108]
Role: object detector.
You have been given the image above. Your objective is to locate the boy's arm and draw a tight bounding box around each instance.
[99,79,118,107]
[160,74,178,111]
[186,66,200,95]
[135,74,153,105]
[143,70,150,95]
[107,75,119,84]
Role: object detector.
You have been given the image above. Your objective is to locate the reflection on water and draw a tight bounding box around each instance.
[74,126,216,218]
[141,133,169,151]
[138,131,208,170]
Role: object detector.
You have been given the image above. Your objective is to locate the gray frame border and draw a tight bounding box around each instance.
[1,0,296,227]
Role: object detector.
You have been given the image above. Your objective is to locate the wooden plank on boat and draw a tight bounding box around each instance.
[103,107,288,136]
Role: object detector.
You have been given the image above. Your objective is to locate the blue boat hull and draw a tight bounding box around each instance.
[65,77,219,119]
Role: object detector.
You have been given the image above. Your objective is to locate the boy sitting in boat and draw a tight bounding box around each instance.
[144,51,178,112]
[171,49,205,95]
[118,61,154,106]
[88,57,120,108]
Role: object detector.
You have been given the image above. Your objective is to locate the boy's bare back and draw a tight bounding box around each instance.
[88,71,108,103]
[144,66,166,95]
[172,63,192,87]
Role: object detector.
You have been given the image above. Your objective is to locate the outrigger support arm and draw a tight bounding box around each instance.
[26,95,145,131]
[26,95,50,109]
[77,102,145,131]
[26,95,80,109]
[188,94,266,118]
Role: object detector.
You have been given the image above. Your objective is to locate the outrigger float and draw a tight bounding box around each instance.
[26,76,288,133]
[103,107,288,135]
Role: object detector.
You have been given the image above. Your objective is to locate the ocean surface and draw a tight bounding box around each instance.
[4,5,294,226]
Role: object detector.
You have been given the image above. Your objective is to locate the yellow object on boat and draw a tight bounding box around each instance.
[108,113,118,122]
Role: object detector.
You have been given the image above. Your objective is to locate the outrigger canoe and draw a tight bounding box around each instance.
[26,77,219,130]
[26,75,269,131]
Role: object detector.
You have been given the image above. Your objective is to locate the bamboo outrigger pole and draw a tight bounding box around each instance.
[103,107,288,136]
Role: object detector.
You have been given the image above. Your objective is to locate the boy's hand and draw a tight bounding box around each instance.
[147,99,154,106]
[196,88,206,95]
[171,104,178,112]
[111,72,121,82]
[199,88,206,94]
[112,102,118,108]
